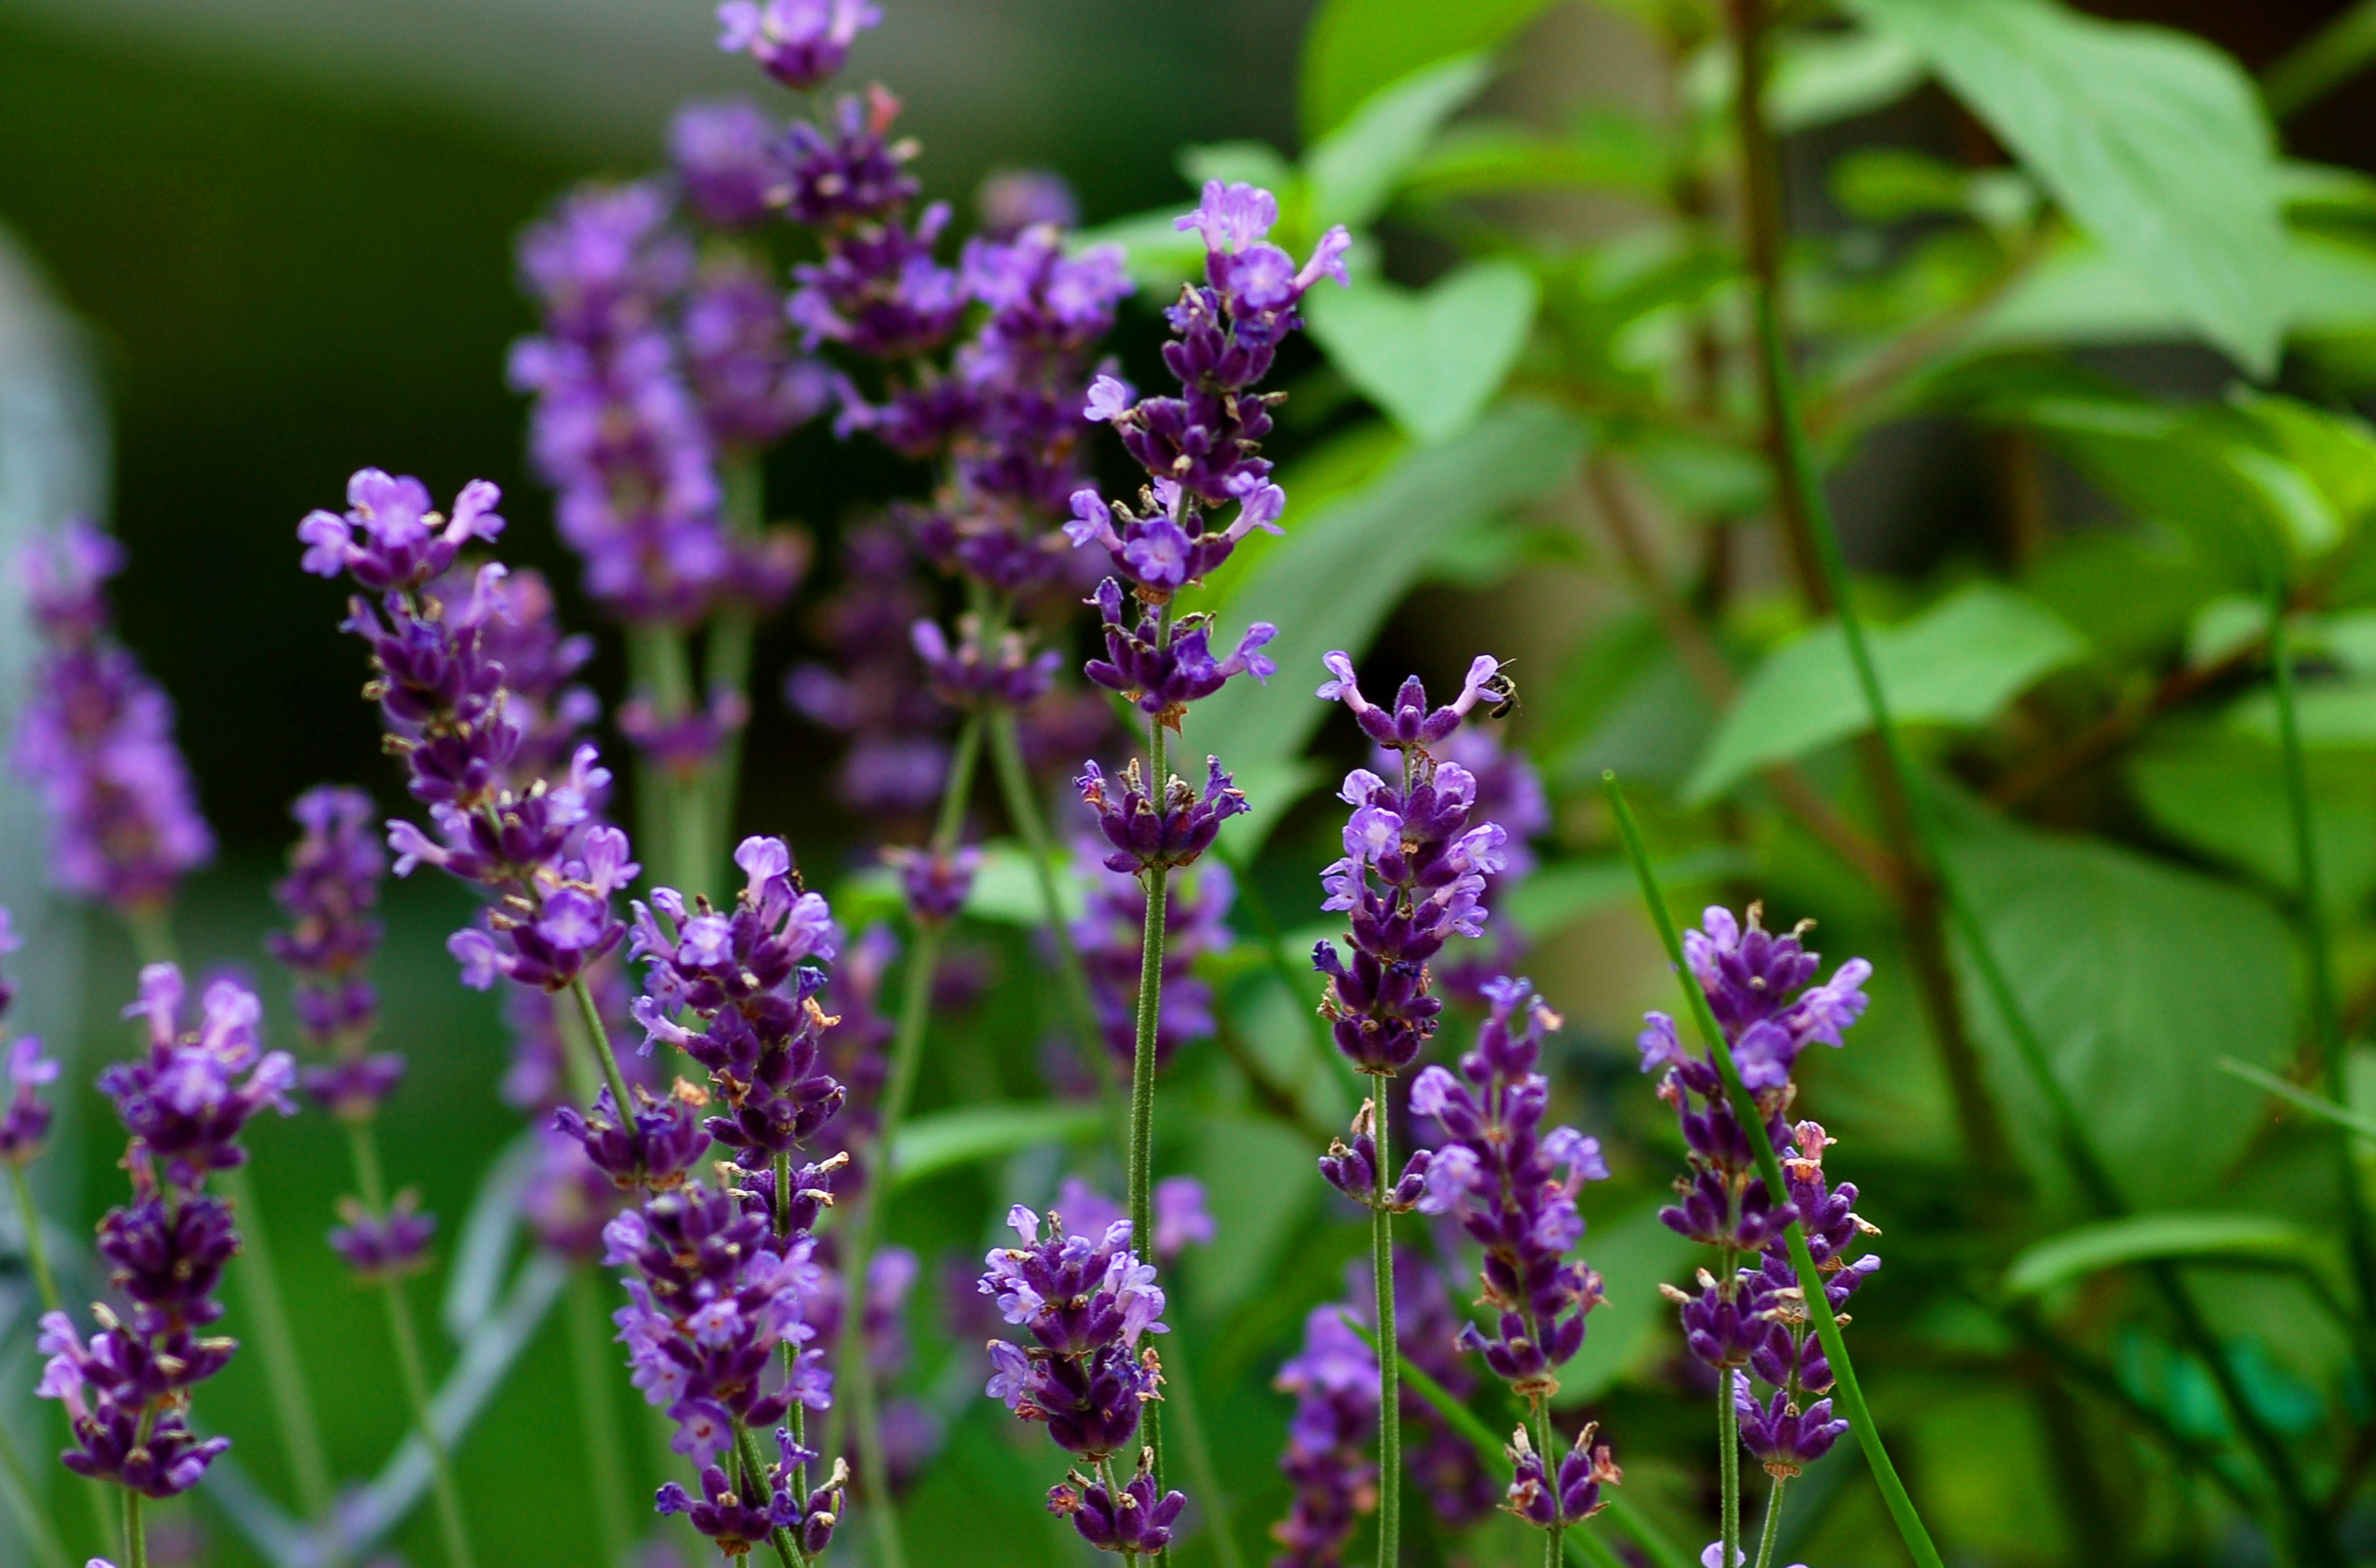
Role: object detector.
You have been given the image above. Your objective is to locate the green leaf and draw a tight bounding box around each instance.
[1193,401,1584,790]
[2128,724,2376,911]
[1299,0,1552,140]
[2003,1213,2323,1297]
[1940,798,2299,1208]
[2219,1054,2376,1141]
[1552,1200,1700,1406]
[1178,139,1298,195]
[1400,114,1671,202]
[887,1102,1108,1189]
[1303,258,1538,444]
[1189,1116,1322,1317]
[1504,847,1749,942]
[1846,0,2285,374]
[1686,583,2086,803]
[960,840,1084,927]
[1305,54,1494,231]
[2231,388,2376,535]
[1767,25,1928,131]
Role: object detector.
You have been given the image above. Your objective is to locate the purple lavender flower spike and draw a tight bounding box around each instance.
[715,0,881,89]
[267,785,385,1052]
[911,617,1060,712]
[1411,978,1609,1397]
[776,85,921,229]
[670,100,785,230]
[657,1426,848,1558]
[14,520,216,917]
[1318,1100,1430,1212]
[976,167,1079,237]
[1270,1304,1379,1567]
[787,522,952,816]
[1504,1424,1620,1528]
[328,1190,438,1281]
[104,966,297,1187]
[978,1205,1178,1473]
[1083,582,1277,719]
[1077,757,1247,877]
[621,689,753,785]
[882,843,979,925]
[0,1035,60,1168]
[555,1083,713,1192]
[297,471,506,593]
[789,201,965,361]
[1049,1448,1187,1556]
[685,249,833,452]
[1317,651,1512,754]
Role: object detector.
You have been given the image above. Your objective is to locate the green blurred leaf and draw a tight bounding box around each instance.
[1190,1115,1322,1318]
[1401,113,1671,202]
[888,1102,1108,1189]
[1553,1199,1700,1406]
[1505,847,1748,942]
[1686,583,2085,803]
[1194,401,1584,786]
[1848,0,2285,374]
[1305,53,1494,230]
[2004,1212,2322,1297]
[1767,24,1927,131]
[1300,0,1551,139]
[962,839,1085,927]
[1178,139,1298,194]
[2230,388,2376,534]
[1304,258,1538,443]
[2129,724,2376,911]
[1069,205,1205,293]
[1941,797,2299,1208]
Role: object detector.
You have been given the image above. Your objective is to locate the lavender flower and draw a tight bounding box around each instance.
[1065,844,1231,1070]
[0,1037,60,1169]
[267,785,387,1058]
[670,100,785,230]
[979,1205,1177,1487]
[1431,728,1551,1005]
[1048,1450,1187,1557]
[659,1434,848,1560]
[715,0,881,90]
[684,249,833,453]
[976,168,1079,238]
[882,844,980,925]
[1050,1176,1214,1267]
[13,519,215,916]
[786,522,951,816]
[910,617,1059,713]
[39,967,292,1497]
[1076,757,1246,877]
[1640,908,1879,1481]
[328,1190,437,1281]
[1271,1304,1378,1568]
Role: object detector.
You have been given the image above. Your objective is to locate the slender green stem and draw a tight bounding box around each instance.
[565,1266,636,1568]
[733,1421,807,1568]
[985,707,1125,1121]
[2266,572,2376,1320]
[9,1166,58,1315]
[218,1161,337,1520]
[570,976,639,1129]
[1158,1331,1245,1568]
[772,1150,810,1502]
[1532,1402,1563,1568]
[0,1411,67,1568]
[2265,0,2376,118]
[379,1263,475,1568]
[1753,1478,1787,1568]
[1368,1088,1400,1568]
[123,1488,145,1568]
[1606,777,1945,1568]
[1717,1362,1740,1568]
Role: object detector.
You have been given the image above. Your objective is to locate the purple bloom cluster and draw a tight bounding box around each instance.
[1430,728,1551,1005]
[38,966,295,1497]
[268,786,397,1090]
[305,471,642,998]
[0,914,58,1170]
[12,519,215,917]
[1071,846,1232,1068]
[686,248,836,454]
[1311,658,1514,1078]
[1049,1176,1214,1269]
[627,836,848,1165]
[979,1204,1185,1552]
[670,100,783,230]
[786,523,951,816]
[1639,908,1878,1478]
[328,1190,438,1281]
[1407,979,1617,1527]
[716,0,880,91]
[659,1429,848,1561]
[1076,756,1247,878]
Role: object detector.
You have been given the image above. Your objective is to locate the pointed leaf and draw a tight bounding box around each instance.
[2004,1212,2322,1297]
[1305,54,1495,230]
[1300,0,1551,139]
[1304,258,1539,443]
[888,1102,1109,1190]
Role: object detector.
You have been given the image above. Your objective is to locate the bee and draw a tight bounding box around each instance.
[1482,662,1520,721]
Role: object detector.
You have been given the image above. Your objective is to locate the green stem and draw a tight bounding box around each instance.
[123,1488,145,1568]
[0,1411,67,1568]
[565,1267,636,1568]
[1369,1086,1400,1568]
[1158,1332,1245,1568]
[2265,0,2376,118]
[218,1161,337,1521]
[1532,1402,1563,1568]
[8,1165,58,1317]
[733,1422,807,1568]
[1606,777,1945,1568]
[570,976,639,1130]
[985,707,1125,1121]
[772,1150,810,1502]
[1717,1364,1739,1568]
[1753,1478,1787,1568]
[2266,572,2376,1321]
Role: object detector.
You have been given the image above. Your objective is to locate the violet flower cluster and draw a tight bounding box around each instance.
[978,1204,1185,1555]
[12,519,215,918]
[38,967,296,1496]
[1411,977,1619,1528]
[786,522,952,817]
[1639,906,1878,1479]
[0,912,58,1171]
[1071,842,1233,1068]
[302,469,640,999]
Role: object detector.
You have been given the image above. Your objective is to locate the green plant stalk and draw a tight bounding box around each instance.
[565,1266,636,1568]
[569,975,640,1133]
[2265,0,2376,118]
[125,908,339,1522]
[0,1413,66,1568]
[984,707,1125,1120]
[1128,715,1172,1529]
[2265,574,2376,1321]
[1367,1089,1401,1568]
[645,625,713,900]
[343,1120,475,1568]
[832,709,984,1568]
[1532,1401,1563,1568]
[1717,1359,1740,1568]
[771,1149,810,1503]
[1605,774,1945,1568]
[1350,1318,1686,1568]
[123,1489,144,1568]
[1753,1478,1787,1568]
[733,1421,807,1568]
[10,1164,117,1561]
[1157,1330,1244,1568]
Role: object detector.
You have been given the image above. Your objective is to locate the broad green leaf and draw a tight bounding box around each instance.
[1189,1115,1322,1317]
[1400,114,1671,202]
[2004,1213,2323,1297]
[1686,583,2086,803]
[1300,0,1552,140]
[1505,847,1749,942]
[2231,388,2376,533]
[1976,228,2376,352]
[1941,798,2299,1208]
[1767,25,1927,131]
[2228,677,2376,747]
[1305,54,1494,231]
[1848,0,2285,374]
[1192,402,1584,790]
[1552,1200,1700,1406]
[1303,258,1538,444]
[1069,206,1204,293]
[887,1102,1108,1189]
